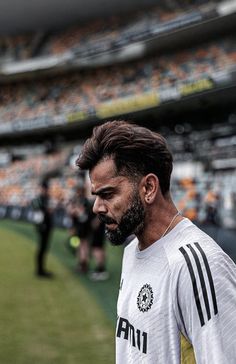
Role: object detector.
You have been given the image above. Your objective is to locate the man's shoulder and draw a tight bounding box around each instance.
[164,219,225,271]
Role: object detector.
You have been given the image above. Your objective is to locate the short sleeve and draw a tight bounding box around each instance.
[173,241,236,364]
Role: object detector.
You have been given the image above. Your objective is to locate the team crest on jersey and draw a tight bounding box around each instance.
[137,284,154,312]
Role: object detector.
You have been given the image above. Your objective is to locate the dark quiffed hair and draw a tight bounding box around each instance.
[76,120,173,196]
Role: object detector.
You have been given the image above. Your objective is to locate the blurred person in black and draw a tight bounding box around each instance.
[33,179,54,278]
[90,215,109,281]
[202,188,221,242]
[68,182,92,273]
[204,189,221,226]
[68,182,109,279]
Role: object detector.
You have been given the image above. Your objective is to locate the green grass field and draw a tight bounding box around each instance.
[0,219,124,364]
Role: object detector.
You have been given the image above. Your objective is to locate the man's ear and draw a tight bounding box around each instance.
[141,174,159,204]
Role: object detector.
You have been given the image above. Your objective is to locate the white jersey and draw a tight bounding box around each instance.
[116,218,236,364]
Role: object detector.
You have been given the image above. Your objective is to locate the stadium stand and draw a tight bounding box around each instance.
[0,115,236,229]
[40,1,219,57]
[0,35,235,129]
[0,0,235,235]
[0,1,224,62]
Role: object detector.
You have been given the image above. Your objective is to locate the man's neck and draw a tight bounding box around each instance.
[137,203,183,251]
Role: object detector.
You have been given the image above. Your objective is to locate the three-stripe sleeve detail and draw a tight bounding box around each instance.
[179,246,205,326]
[194,242,218,315]
[179,243,218,327]
[187,244,211,321]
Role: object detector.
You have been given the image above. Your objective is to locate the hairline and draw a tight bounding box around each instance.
[89,154,143,185]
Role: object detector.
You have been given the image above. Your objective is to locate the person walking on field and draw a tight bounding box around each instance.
[76,120,236,364]
[68,183,92,274]
[34,179,53,278]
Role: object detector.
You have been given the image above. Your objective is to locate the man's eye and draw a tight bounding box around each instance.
[101,192,113,199]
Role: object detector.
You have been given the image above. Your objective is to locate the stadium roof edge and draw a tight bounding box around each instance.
[0,0,158,35]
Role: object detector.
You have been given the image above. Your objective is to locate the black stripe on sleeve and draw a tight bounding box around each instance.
[179,246,205,327]
[187,244,211,321]
[194,242,218,315]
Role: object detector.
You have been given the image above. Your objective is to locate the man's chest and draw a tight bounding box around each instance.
[118,256,171,313]
[117,258,174,338]
[116,257,180,361]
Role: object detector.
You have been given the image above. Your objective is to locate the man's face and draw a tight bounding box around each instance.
[90,158,145,245]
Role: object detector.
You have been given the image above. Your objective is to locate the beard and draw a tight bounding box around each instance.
[98,190,145,246]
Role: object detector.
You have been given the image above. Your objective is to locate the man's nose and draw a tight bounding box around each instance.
[93,196,107,215]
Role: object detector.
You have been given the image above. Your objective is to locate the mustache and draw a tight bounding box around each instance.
[98,214,117,225]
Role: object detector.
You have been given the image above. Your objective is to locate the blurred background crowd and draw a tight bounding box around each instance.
[0,35,235,123]
[0,0,236,274]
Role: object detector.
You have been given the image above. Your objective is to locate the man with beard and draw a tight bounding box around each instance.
[76,120,236,364]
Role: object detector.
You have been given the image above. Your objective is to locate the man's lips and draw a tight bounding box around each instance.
[105,222,117,230]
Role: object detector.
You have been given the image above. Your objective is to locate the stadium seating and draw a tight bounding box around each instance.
[0,36,235,127]
[0,0,222,62]
[0,0,235,230]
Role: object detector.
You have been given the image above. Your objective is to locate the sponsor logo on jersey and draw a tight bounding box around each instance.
[116,316,148,354]
[137,283,154,312]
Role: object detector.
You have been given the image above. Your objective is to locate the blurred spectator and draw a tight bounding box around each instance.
[67,182,93,273]
[90,216,109,281]
[67,180,109,279]
[32,179,54,278]
[203,188,221,226]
